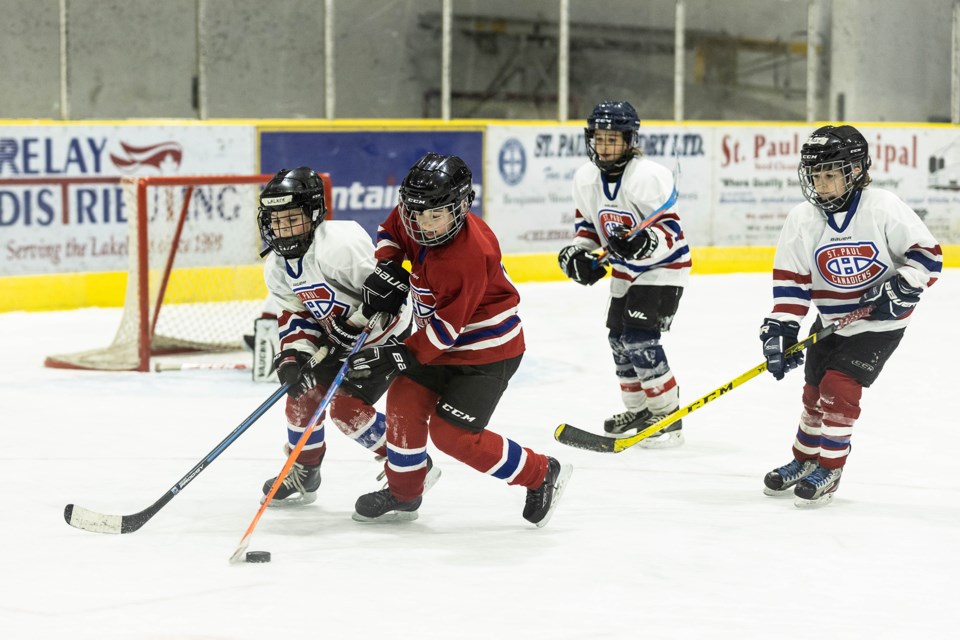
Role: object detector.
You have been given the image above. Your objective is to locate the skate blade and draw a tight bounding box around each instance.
[262,492,318,508]
[351,510,419,523]
[636,431,684,450]
[793,492,835,509]
[535,463,574,529]
[762,487,796,498]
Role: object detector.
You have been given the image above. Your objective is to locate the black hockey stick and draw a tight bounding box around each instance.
[63,384,291,534]
[555,305,875,453]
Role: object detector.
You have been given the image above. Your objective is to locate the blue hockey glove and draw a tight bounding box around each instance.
[860,275,922,321]
[558,245,606,286]
[605,225,659,261]
[759,318,803,381]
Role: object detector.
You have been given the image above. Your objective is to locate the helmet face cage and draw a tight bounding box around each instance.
[398,153,475,247]
[257,168,326,258]
[585,101,640,173]
[797,125,871,213]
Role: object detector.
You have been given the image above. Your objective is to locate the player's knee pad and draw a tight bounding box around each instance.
[429,414,488,463]
[384,376,436,435]
[819,369,863,421]
[621,327,668,380]
[284,385,327,428]
[328,391,376,437]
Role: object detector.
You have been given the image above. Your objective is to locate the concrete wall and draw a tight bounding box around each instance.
[0,0,954,122]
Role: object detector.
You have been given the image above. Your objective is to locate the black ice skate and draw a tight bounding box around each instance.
[352,489,422,522]
[354,455,439,523]
[793,465,842,508]
[763,459,817,497]
[603,408,653,435]
[262,460,321,506]
[635,409,684,450]
[523,457,574,528]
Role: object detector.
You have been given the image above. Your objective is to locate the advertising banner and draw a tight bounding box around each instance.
[710,125,960,246]
[259,130,483,240]
[0,125,256,275]
[483,124,712,255]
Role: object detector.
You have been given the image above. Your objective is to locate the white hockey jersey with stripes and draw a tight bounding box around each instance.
[571,156,691,297]
[769,187,942,337]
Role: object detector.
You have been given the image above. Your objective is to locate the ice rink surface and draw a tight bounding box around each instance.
[1,273,957,640]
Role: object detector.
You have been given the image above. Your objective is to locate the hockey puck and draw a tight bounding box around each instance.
[245,551,271,563]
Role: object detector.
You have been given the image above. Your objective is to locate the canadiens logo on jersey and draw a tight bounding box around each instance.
[597,208,638,241]
[410,284,437,329]
[293,283,349,319]
[815,242,888,289]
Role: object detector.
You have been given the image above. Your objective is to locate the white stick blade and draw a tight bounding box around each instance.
[64,504,123,534]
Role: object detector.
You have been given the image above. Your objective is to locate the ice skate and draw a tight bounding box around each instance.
[635,409,684,449]
[352,489,421,522]
[262,460,321,506]
[763,459,817,497]
[523,457,574,528]
[603,408,653,435]
[793,465,842,508]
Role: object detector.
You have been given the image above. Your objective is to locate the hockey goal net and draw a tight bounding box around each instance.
[45,173,333,372]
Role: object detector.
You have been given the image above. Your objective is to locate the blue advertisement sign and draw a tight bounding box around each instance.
[260,130,483,238]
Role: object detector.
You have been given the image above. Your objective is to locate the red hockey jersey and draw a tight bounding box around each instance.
[374,207,525,366]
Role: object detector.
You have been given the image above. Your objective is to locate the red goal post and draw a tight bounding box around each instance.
[43,172,334,371]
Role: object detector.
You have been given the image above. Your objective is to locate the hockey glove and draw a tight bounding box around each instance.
[361,260,410,318]
[605,225,659,261]
[558,245,607,286]
[346,337,417,388]
[275,349,322,399]
[859,275,922,321]
[759,318,803,381]
[319,314,363,361]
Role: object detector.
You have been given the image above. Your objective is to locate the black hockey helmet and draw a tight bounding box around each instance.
[398,152,475,247]
[585,101,641,174]
[257,167,326,258]
[797,125,872,213]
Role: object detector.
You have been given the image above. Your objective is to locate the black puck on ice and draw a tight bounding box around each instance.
[245,551,271,563]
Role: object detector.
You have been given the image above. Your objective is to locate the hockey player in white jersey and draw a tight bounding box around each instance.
[257,167,415,505]
[557,101,691,448]
[760,125,942,507]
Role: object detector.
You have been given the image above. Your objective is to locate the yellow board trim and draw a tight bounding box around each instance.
[4,247,954,313]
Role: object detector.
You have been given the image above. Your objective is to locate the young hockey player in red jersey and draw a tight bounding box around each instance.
[558,101,691,448]
[760,125,942,507]
[343,152,573,527]
[257,167,428,506]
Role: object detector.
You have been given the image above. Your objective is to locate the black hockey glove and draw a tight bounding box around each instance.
[319,314,363,361]
[859,275,922,321]
[759,318,803,381]
[605,224,659,261]
[361,260,410,318]
[346,337,417,388]
[275,349,322,399]
[558,245,607,286]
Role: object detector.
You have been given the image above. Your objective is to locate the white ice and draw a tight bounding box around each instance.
[1,273,957,640]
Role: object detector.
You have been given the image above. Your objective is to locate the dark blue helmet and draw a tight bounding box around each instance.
[797,125,872,213]
[585,101,640,174]
[257,167,326,258]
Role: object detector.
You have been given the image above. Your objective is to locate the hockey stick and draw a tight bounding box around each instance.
[554,305,875,453]
[591,155,681,264]
[64,347,328,534]
[154,362,249,372]
[228,312,384,563]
